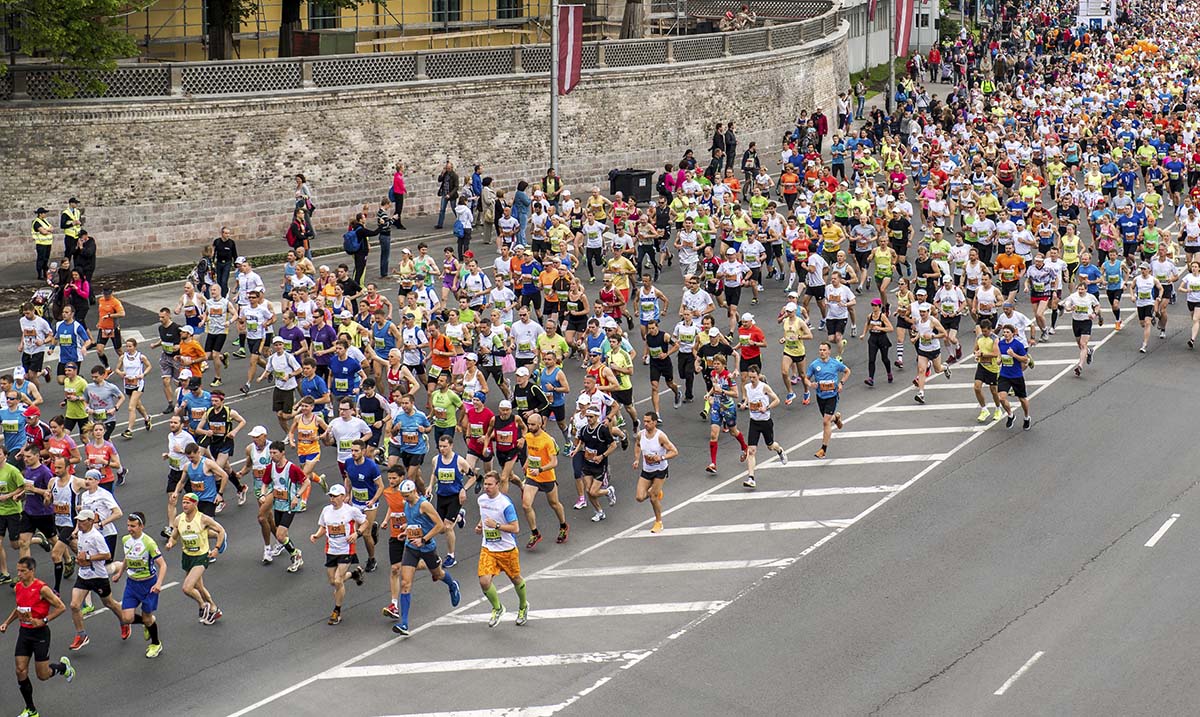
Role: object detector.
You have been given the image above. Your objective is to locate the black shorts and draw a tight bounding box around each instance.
[1001,280,1019,295]
[401,546,441,570]
[580,458,607,478]
[388,537,406,565]
[612,388,633,407]
[1160,284,1176,300]
[749,267,763,285]
[739,355,762,373]
[529,478,557,493]
[405,362,426,378]
[1072,319,1092,337]
[854,250,871,268]
[436,493,462,521]
[197,501,217,517]
[247,338,265,355]
[400,452,426,468]
[747,418,775,447]
[324,553,355,568]
[95,328,122,347]
[1107,289,1123,303]
[941,315,961,332]
[806,285,827,300]
[916,347,941,360]
[825,318,848,336]
[0,512,22,541]
[74,576,112,598]
[204,334,227,353]
[166,469,184,493]
[56,526,75,544]
[974,366,998,385]
[19,513,54,538]
[1189,300,1200,313]
[1137,305,1154,321]
[640,467,668,482]
[207,438,235,456]
[482,365,505,383]
[816,394,839,416]
[272,388,295,414]
[14,626,51,661]
[649,361,674,382]
[495,447,523,466]
[22,352,46,374]
[542,404,566,422]
[273,509,296,528]
[724,286,742,306]
[998,375,1027,398]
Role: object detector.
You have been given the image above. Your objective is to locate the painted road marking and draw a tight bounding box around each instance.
[320,651,651,680]
[434,601,728,625]
[377,709,563,717]
[830,426,986,439]
[536,559,791,579]
[919,380,1052,391]
[866,403,995,413]
[621,519,855,538]
[993,651,1045,695]
[696,485,904,502]
[225,322,1122,716]
[1144,513,1181,548]
[757,454,947,468]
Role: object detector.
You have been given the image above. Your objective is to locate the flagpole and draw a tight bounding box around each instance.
[550,0,560,173]
[887,0,896,114]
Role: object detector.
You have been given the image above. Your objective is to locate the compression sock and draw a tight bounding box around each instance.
[515,580,528,609]
[484,584,501,610]
[400,593,411,623]
[282,540,297,555]
[1051,308,1060,328]
[896,342,905,363]
[148,620,160,645]
[54,562,63,593]
[441,572,456,587]
[238,333,247,348]
[735,432,748,451]
[99,353,109,368]
[709,441,718,464]
[19,677,34,710]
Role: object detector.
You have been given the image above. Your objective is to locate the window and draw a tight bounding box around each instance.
[916,12,931,27]
[309,1,340,29]
[432,0,462,23]
[498,0,523,20]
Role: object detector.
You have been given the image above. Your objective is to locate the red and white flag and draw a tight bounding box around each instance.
[557,4,584,96]
[868,0,877,22]
[894,0,915,55]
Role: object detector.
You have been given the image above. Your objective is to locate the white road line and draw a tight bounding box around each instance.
[993,651,1045,696]
[696,485,903,501]
[537,559,791,579]
[1144,513,1181,548]
[866,403,991,413]
[434,602,727,625]
[830,426,986,439]
[377,708,562,717]
[622,519,854,538]
[920,380,1052,391]
[84,581,179,619]
[757,453,947,468]
[225,320,1122,716]
[319,651,650,680]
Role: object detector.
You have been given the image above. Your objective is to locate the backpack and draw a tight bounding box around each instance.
[452,219,465,239]
[342,228,362,254]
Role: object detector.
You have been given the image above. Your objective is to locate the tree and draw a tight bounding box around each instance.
[0,0,139,82]
[206,0,256,60]
[619,0,644,39]
[277,0,372,57]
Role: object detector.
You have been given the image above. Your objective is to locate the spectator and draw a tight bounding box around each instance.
[542,167,563,207]
[31,207,54,280]
[60,197,83,260]
[63,269,90,323]
[74,230,97,284]
[435,162,460,229]
[346,212,380,285]
[479,177,498,246]
[294,173,315,217]
[390,162,408,230]
[212,226,238,296]
[812,107,829,152]
[285,207,314,255]
[471,165,484,211]
[709,122,726,158]
[724,122,738,173]
[453,196,474,259]
[512,181,532,245]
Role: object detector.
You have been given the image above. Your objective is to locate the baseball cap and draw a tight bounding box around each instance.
[178,368,193,380]
[236,256,248,265]
[871,298,882,305]
[75,509,96,522]
[942,275,954,283]
[783,302,797,313]
[12,367,25,380]
[398,480,417,493]
[585,408,600,416]
[915,287,928,295]
[498,400,513,410]
[180,325,194,334]
[248,425,268,437]
[708,327,722,337]
[515,367,530,377]
[473,391,488,403]
[465,352,478,362]
[726,248,737,255]
[272,336,286,344]
[740,312,754,322]
[589,347,603,355]
[576,394,591,405]
[918,302,932,312]
[23,405,39,419]
[182,492,199,503]
[328,484,347,496]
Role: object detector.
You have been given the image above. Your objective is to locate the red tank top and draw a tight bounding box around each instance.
[14,578,50,625]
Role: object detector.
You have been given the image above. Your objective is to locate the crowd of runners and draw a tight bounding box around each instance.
[8,0,1200,712]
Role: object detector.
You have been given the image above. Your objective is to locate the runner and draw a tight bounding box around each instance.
[971,319,1004,423]
[1061,282,1100,377]
[113,339,153,439]
[778,301,813,404]
[703,354,748,474]
[1130,262,1163,353]
[631,412,677,534]
[309,484,366,625]
[196,391,249,510]
[997,325,1032,431]
[65,508,124,651]
[0,557,75,717]
[390,479,461,636]
[804,341,849,459]
[159,415,194,539]
[740,366,787,489]
[344,439,385,573]
[262,440,308,572]
[428,435,474,568]
[475,470,529,626]
[571,406,618,523]
[520,413,568,548]
[911,303,953,405]
[164,493,226,625]
[110,512,167,658]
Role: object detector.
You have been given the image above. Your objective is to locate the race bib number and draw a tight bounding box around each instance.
[327,523,347,537]
[483,527,502,541]
[818,380,837,392]
[437,468,455,484]
[401,431,419,446]
[406,525,424,542]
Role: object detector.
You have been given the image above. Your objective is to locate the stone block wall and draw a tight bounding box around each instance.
[0,22,848,265]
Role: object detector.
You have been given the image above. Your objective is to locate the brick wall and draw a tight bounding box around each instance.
[0,23,848,265]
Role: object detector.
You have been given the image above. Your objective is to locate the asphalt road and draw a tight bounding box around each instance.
[3,210,1200,716]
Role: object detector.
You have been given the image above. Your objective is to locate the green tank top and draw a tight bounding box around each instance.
[609,348,633,390]
[1142,228,1160,252]
[874,250,893,276]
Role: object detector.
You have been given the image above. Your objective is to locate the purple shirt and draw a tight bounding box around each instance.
[23,463,54,516]
[309,324,338,366]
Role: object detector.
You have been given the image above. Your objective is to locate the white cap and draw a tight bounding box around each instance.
[248,425,268,437]
[576,394,591,405]
[75,509,97,521]
[740,312,754,322]
[600,317,618,330]
[515,367,530,377]
[498,400,512,410]
[180,325,194,334]
[783,302,797,313]
[725,248,737,255]
[465,352,478,362]
[272,335,286,344]
[327,484,347,496]
[12,367,24,379]
[708,327,722,337]
[918,302,932,312]
[236,256,248,265]
[178,368,193,380]
[398,480,417,493]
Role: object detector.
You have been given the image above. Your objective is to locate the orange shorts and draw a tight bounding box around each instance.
[477,547,521,579]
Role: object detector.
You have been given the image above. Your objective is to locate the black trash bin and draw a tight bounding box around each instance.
[609,169,655,204]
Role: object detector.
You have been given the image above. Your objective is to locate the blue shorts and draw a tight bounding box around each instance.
[122,576,160,613]
[708,400,738,429]
[298,452,319,464]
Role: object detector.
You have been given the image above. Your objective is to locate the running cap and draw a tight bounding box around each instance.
[515,367,530,377]
[327,484,347,496]
[498,400,513,410]
[398,480,417,493]
[248,425,268,437]
[75,509,96,522]
[576,395,591,405]
[708,327,722,336]
[783,302,797,313]
[182,492,199,503]
[473,392,488,403]
[740,312,754,322]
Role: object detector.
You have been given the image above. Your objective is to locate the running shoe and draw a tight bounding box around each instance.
[833,413,843,430]
[328,612,342,626]
[526,533,542,550]
[122,429,134,440]
[59,656,74,682]
[162,404,174,415]
[270,542,285,557]
[391,622,410,636]
[143,625,150,641]
[1005,413,1016,429]
[442,554,457,569]
[556,525,569,543]
[1073,365,1081,377]
[1048,327,1056,335]
[606,485,617,506]
[785,392,796,405]
[351,566,364,586]
[1139,344,1147,353]
[206,608,223,625]
[894,359,904,369]
[572,495,586,510]
[63,558,75,579]
[69,634,89,651]
[993,407,1004,421]
[233,348,247,358]
[802,391,811,405]
[211,378,222,387]
[215,500,225,514]
[864,378,874,387]
[943,366,952,379]
[286,550,304,573]
[146,643,163,659]
[1159,330,1167,339]
[978,407,991,422]
[79,603,93,616]
[488,605,506,627]
[743,476,756,489]
[160,526,172,539]
[455,508,467,529]
[914,392,925,404]
[516,605,529,626]
[887,372,894,383]
[813,447,826,459]
[239,383,250,396]
[120,624,131,640]
[365,557,378,573]
[1115,320,1122,331]
[591,510,606,522]
[1190,340,1195,350]
[705,463,717,474]
[237,486,248,505]
[1023,417,1031,431]
[673,390,682,409]
[448,579,461,607]
[382,604,400,620]
[650,521,663,534]
[144,417,152,431]
[221,352,230,367]
[776,447,787,464]
[33,530,49,553]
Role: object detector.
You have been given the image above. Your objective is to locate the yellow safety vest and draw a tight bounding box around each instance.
[31,218,53,246]
[62,207,81,239]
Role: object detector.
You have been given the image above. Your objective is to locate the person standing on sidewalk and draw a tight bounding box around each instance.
[434,162,459,230]
[345,214,379,287]
[212,228,238,298]
[74,231,97,285]
[390,163,408,230]
[31,208,54,281]
[60,198,83,261]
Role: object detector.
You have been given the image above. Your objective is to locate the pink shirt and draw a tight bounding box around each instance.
[392,171,407,196]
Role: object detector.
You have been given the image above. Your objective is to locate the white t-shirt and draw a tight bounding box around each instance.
[19,315,53,355]
[1061,291,1099,320]
[328,417,370,462]
[319,503,367,555]
[78,487,120,537]
[825,285,854,320]
[681,288,715,316]
[265,351,300,390]
[510,320,546,359]
[76,526,112,580]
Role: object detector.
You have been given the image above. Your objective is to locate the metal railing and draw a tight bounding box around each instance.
[0,3,840,102]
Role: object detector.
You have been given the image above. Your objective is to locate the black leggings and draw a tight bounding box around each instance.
[867,332,892,379]
[586,247,604,278]
[636,244,660,278]
[457,228,471,259]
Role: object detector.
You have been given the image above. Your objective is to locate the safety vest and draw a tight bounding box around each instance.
[981,80,995,95]
[31,218,53,246]
[62,207,81,239]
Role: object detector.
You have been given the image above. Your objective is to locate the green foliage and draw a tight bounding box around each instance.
[1,0,139,89]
